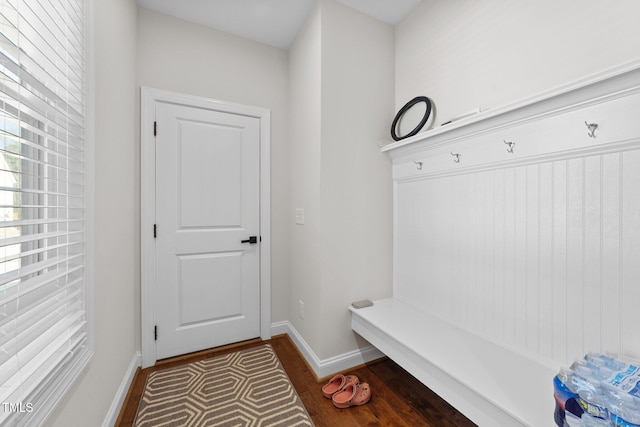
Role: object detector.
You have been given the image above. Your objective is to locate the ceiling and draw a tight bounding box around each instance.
[135,0,422,49]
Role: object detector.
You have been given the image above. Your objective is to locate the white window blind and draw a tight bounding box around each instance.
[0,0,91,425]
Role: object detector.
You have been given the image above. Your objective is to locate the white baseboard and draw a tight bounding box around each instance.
[102,351,141,427]
[270,320,289,337]
[271,321,384,379]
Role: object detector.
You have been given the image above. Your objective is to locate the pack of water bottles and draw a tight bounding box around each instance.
[554,353,640,426]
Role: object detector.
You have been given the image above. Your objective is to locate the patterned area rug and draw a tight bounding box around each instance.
[134,344,314,426]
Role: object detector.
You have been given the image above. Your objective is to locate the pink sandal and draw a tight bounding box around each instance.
[321,374,359,399]
[331,381,371,408]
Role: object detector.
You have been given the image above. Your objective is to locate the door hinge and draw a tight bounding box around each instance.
[153,224,157,238]
[154,121,157,136]
[154,325,158,341]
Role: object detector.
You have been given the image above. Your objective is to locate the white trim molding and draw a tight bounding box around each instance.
[271,321,384,380]
[101,352,141,427]
[140,87,271,368]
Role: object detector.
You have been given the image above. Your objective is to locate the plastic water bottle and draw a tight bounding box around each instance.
[577,381,609,425]
[581,415,611,426]
[556,354,640,426]
[604,363,640,400]
[606,388,640,427]
[585,353,627,371]
[555,369,583,426]
[567,367,609,425]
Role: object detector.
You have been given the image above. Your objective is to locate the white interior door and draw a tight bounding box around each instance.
[154,100,261,360]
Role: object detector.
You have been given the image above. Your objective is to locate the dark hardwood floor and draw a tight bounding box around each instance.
[116,334,476,426]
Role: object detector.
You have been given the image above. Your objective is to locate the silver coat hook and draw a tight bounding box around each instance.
[413,161,423,170]
[585,121,598,138]
[450,152,461,163]
[504,140,515,153]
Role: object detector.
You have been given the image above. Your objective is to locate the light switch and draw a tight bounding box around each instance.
[295,208,304,225]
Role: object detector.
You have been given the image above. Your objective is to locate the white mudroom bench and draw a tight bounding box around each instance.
[351,298,556,426]
[351,61,640,427]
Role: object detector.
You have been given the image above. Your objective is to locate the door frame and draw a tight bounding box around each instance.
[140,87,271,368]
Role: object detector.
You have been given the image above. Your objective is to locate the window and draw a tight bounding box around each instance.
[0,0,91,425]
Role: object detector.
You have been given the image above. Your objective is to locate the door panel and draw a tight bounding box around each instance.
[178,120,243,227]
[155,101,260,360]
[178,252,243,325]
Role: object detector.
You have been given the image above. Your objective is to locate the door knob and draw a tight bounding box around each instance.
[241,236,258,244]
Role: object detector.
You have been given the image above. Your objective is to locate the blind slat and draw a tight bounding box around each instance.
[0,288,83,356]
[0,231,83,251]
[0,241,82,267]
[0,91,86,144]
[0,263,83,307]
[0,217,83,229]
[0,186,84,199]
[0,314,86,403]
[2,3,85,104]
[0,45,85,120]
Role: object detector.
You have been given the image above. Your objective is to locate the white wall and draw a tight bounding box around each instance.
[396,0,640,127]
[136,7,291,324]
[317,0,394,360]
[47,0,139,425]
[289,0,394,362]
[288,2,324,353]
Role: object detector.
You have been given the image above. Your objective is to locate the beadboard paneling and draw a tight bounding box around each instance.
[622,150,640,358]
[395,148,640,366]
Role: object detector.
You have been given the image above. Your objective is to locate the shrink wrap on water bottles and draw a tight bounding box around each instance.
[554,353,640,427]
